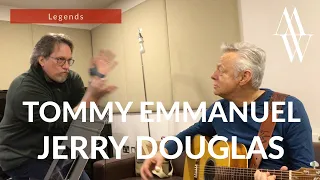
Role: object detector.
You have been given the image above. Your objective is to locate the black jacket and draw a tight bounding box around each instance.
[0,65,85,171]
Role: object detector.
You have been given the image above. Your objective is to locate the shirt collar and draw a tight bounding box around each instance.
[29,65,65,86]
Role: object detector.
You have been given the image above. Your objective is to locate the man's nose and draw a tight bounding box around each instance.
[62,61,70,70]
[211,71,218,80]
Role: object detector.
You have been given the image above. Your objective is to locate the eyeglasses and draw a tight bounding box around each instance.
[49,57,75,66]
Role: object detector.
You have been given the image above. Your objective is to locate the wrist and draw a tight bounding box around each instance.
[89,65,106,78]
[82,91,100,107]
[157,148,168,158]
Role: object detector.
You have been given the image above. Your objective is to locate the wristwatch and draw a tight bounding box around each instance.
[89,65,105,78]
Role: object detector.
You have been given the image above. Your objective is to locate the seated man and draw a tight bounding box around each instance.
[140,42,315,180]
[0,33,117,180]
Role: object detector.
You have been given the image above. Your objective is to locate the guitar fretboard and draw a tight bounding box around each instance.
[197,165,319,180]
[212,166,288,180]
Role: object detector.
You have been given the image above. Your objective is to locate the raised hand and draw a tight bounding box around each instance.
[90,49,117,76]
[86,49,118,102]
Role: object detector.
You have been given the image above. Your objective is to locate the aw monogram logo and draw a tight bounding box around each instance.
[274,7,313,62]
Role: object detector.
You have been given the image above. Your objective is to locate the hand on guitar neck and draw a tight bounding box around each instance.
[254,166,288,180]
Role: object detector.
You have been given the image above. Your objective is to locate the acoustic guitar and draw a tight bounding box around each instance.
[183,135,320,180]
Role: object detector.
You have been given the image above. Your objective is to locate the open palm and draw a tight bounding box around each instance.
[91,49,118,76]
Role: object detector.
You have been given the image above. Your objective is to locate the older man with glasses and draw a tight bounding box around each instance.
[0,33,118,180]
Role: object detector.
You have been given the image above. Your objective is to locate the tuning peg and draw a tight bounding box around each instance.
[310,161,319,169]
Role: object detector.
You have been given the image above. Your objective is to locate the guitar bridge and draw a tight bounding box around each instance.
[194,159,200,179]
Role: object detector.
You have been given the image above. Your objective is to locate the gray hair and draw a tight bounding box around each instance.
[221,42,266,89]
[30,33,74,68]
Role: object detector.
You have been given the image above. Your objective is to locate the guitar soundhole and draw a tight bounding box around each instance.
[204,159,215,180]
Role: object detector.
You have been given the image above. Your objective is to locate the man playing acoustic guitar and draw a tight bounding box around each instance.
[140,42,315,180]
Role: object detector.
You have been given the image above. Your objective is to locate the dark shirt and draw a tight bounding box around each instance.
[0,65,85,171]
[165,88,315,170]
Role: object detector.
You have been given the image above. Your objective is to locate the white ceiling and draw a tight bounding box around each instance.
[0,0,118,9]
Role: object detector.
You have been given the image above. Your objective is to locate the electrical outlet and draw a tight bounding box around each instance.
[131,147,136,153]
[123,146,130,153]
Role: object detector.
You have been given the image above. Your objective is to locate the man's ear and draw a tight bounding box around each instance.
[38,56,46,67]
[239,70,252,86]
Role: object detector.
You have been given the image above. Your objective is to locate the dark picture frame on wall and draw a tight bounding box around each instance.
[0,90,7,122]
[0,90,9,180]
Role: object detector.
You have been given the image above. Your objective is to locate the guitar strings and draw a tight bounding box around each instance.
[195,176,313,180]
[193,166,320,178]
[196,172,318,179]
[196,170,317,178]
[197,170,320,178]
[194,164,319,174]
[195,169,318,177]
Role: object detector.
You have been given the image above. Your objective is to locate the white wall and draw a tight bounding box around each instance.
[239,0,320,141]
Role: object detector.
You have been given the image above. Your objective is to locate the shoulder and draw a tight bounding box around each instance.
[285,94,304,106]
[263,89,305,110]
[7,72,50,105]
[272,92,310,128]
[267,90,308,120]
[8,72,27,89]
[8,71,41,93]
[284,95,308,121]
[272,91,306,111]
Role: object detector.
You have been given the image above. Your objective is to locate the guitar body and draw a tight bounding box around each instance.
[183,135,248,180]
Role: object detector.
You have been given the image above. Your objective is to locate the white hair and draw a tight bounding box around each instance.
[220,42,266,89]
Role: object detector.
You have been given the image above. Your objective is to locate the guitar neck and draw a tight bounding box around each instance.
[213,167,292,180]
[187,135,320,180]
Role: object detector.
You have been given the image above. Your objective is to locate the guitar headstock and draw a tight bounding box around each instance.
[295,167,320,174]
[293,162,320,179]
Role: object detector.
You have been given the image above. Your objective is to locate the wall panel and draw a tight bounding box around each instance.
[121,0,173,112]
[166,0,241,108]
[0,21,33,89]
